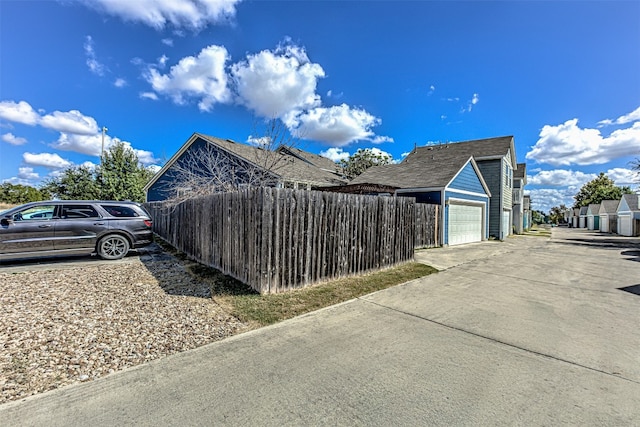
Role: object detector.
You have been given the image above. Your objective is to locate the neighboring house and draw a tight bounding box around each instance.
[598,200,619,233]
[144,133,347,202]
[402,136,518,240]
[616,193,640,237]
[350,147,491,246]
[523,195,532,230]
[570,207,580,228]
[578,206,588,228]
[586,203,601,230]
[512,163,527,234]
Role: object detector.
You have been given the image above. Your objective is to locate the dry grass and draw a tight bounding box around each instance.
[0,203,17,212]
[155,238,437,328]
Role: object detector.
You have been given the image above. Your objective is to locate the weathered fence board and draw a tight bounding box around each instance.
[145,188,438,294]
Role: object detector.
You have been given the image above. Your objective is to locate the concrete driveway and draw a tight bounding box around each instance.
[1,228,639,425]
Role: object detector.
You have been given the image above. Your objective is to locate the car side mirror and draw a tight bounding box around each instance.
[1,217,11,226]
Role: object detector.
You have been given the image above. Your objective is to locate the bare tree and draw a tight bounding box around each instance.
[159,118,301,207]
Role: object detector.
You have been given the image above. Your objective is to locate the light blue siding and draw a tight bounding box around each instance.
[449,161,486,195]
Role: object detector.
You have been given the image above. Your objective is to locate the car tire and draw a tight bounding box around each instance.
[98,234,130,260]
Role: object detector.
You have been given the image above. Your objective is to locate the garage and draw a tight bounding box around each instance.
[448,203,483,246]
[618,214,632,236]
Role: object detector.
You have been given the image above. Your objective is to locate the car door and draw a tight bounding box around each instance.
[53,204,106,252]
[0,204,57,257]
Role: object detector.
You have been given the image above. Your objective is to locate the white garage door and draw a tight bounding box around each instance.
[448,203,483,246]
[502,210,511,238]
[619,215,632,236]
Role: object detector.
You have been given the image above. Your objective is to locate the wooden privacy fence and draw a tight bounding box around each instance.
[145,188,438,294]
[415,203,439,248]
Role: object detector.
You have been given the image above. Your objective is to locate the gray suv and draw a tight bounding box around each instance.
[0,200,153,261]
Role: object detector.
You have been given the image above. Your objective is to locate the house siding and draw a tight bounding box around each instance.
[477,160,502,238]
[449,162,486,194]
[146,138,257,202]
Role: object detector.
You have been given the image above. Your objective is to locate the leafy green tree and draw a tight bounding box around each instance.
[573,173,633,208]
[549,204,568,225]
[98,141,154,202]
[339,148,393,180]
[42,143,154,202]
[532,210,548,225]
[0,183,48,204]
[42,165,101,200]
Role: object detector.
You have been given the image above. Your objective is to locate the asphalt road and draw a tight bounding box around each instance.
[1,228,639,426]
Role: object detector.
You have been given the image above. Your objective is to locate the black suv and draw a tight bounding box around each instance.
[0,200,153,261]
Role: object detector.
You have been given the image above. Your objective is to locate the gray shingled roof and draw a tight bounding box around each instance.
[350,145,476,189]
[599,200,619,214]
[145,133,347,192]
[620,193,639,211]
[404,136,516,168]
[514,163,526,179]
[587,203,601,215]
[197,134,346,186]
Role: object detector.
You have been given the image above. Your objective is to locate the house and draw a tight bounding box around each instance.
[512,163,527,234]
[570,207,580,228]
[598,200,619,233]
[586,203,601,230]
[349,145,492,246]
[578,206,588,228]
[616,193,640,237]
[144,133,347,202]
[402,136,518,240]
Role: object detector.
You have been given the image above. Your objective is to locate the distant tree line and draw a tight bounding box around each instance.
[546,168,638,224]
[0,142,155,205]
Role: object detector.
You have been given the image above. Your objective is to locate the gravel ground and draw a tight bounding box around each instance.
[0,248,248,404]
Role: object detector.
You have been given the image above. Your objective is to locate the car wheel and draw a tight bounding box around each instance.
[98,234,130,260]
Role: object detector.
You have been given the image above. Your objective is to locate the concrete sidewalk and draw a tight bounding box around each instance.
[2,228,639,426]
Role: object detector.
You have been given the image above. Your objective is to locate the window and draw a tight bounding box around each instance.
[504,163,512,189]
[101,205,140,217]
[61,204,99,219]
[13,205,56,221]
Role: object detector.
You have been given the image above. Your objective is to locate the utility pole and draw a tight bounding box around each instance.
[100,126,108,167]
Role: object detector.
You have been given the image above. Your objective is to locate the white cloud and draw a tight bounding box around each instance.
[605,167,638,186]
[114,78,127,88]
[288,104,385,147]
[246,135,271,147]
[471,93,479,105]
[0,100,39,125]
[140,92,159,100]
[145,44,231,111]
[597,106,640,127]
[2,132,27,145]
[17,167,39,181]
[527,169,596,187]
[84,36,106,76]
[320,147,350,162]
[371,135,394,144]
[162,38,174,46]
[133,148,158,166]
[526,118,640,166]
[23,152,72,169]
[40,110,98,135]
[86,0,240,30]
[52,133,157,165]
[231,43,324,119]
[427,85,435,96]
[527,188,576,212]
[158,54,169,68]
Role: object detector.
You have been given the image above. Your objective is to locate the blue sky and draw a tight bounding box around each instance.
[1,0,639,212]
